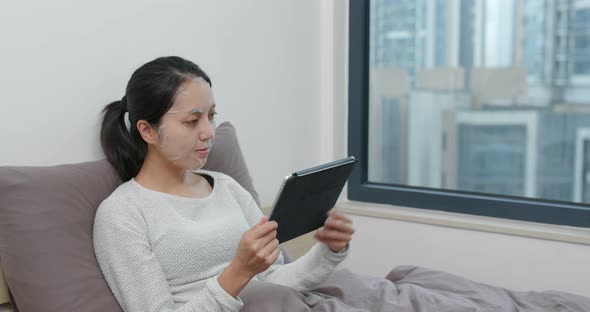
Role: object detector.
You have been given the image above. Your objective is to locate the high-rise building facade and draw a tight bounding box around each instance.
[368,0,590,204]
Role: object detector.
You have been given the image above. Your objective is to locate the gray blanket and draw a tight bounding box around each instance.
[240,266,590,311]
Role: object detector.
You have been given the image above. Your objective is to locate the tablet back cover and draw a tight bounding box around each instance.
[270,157,356,243]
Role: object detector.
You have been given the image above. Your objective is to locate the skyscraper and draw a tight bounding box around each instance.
[368,0,590,203]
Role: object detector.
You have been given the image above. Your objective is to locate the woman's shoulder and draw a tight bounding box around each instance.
[95,180,144,219]
[93,181,152,243]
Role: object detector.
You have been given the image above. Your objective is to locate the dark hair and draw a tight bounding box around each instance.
[100,56,212,181]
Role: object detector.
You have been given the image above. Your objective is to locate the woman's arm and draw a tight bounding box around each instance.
[218,216,280,297]
[226,177,349,292]
[257,241,348,292]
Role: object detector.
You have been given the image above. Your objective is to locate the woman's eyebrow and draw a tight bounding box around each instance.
[188,104,216,115]
[188,108,203,115]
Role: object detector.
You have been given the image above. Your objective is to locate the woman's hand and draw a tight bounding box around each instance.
[231,216,280,277]
[219,217,280,297]
[314,210,355,253]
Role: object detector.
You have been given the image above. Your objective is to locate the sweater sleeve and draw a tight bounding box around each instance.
[93,199,243,312]
[225,176,348,292]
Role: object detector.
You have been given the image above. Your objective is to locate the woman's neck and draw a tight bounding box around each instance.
[134,151,208,198]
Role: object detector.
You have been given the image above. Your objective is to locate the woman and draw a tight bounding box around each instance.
[93,56,355,312]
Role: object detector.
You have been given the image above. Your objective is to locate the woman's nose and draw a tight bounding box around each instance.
[199,119,215,141]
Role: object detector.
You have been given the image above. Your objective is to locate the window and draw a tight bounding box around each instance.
[573,7,590,76]
[348,0,590,227]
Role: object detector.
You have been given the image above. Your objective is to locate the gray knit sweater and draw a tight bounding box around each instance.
[93,170,347,312]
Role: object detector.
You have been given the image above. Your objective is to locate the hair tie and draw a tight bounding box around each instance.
[121,96,128,111]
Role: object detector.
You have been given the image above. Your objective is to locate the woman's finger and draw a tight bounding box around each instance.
[326,212,353,224]
[257,230,278,249]
[316,228,352,242]
[251,220,278,239]
[323,219,355,234]
[260,237,280,258]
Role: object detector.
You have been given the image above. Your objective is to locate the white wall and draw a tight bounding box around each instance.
[341,214,590,297]
[0,0,324,206]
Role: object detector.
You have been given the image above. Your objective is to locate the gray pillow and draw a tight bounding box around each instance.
[0,160,123,312]
[0,121,276,311]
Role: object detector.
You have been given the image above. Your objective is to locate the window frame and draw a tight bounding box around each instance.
[347,0,590,228]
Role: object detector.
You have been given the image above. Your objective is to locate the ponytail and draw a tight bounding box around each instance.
[100,100,146,181]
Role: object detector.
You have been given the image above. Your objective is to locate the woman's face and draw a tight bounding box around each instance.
[155,78,217,171]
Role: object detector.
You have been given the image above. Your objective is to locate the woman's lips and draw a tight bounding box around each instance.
[195,148,209,156]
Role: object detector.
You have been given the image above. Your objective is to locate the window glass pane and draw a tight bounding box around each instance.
[368,0,590,203]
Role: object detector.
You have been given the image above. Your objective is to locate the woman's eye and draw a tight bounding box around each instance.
[209,112,217,120]
[185,119,198,126]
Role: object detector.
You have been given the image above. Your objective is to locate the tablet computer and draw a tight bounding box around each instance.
[268,156,357,243]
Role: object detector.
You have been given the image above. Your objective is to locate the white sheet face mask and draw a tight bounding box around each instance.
[155,78,217,176]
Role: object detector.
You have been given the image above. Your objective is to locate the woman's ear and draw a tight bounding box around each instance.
[137,120,158,145]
